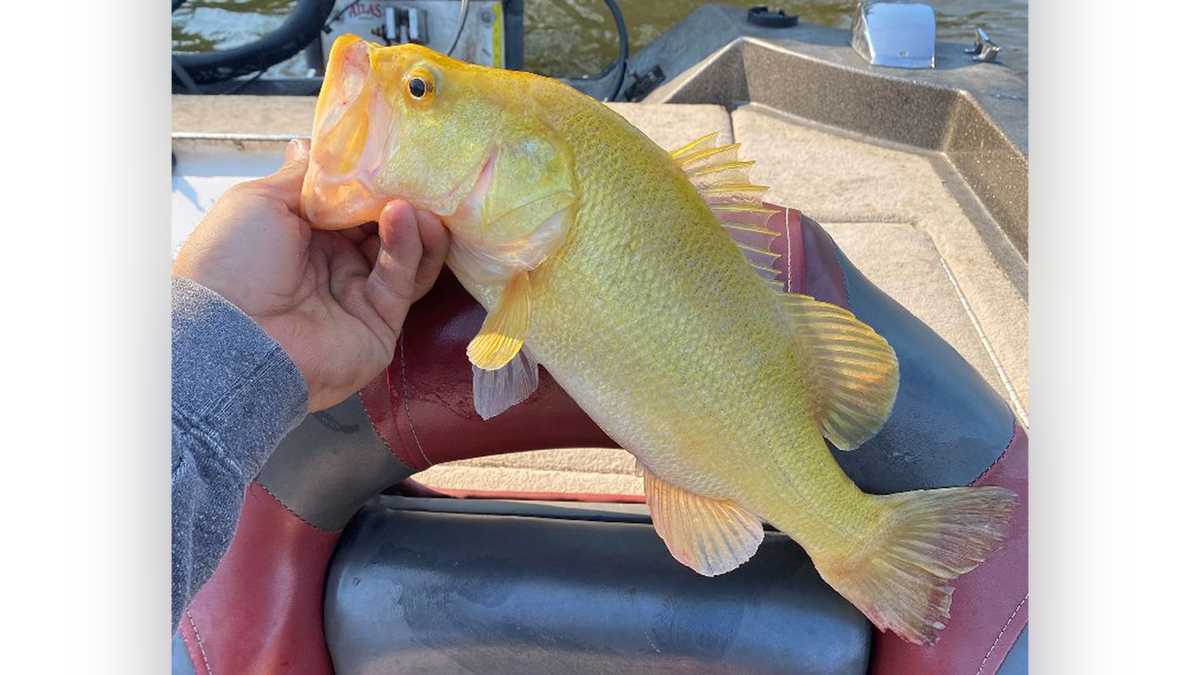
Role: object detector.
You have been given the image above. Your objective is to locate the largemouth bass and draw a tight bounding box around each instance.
[301,35,1016,645]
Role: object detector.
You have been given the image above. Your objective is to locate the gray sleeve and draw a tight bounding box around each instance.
[171,276,309,631]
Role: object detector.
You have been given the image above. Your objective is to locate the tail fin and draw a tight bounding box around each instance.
[816,486,1018,645]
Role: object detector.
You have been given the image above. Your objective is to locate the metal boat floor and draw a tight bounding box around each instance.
[172,95,1027,495]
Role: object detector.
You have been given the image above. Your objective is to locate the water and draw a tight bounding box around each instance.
[172,0,1027,81]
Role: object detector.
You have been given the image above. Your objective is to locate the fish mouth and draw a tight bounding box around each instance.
[302,87,405,230]
[301,35,395,230]
[301,141,495,231]
[300,165,390,230]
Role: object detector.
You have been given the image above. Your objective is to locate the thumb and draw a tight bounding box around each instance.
[366,200,426,337]
[251,139,311,210]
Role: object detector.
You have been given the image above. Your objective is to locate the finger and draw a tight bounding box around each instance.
[411,209,451,299]
[359,234,381,262]
[285,137,311,162]
[339,222,373,245]
[249,138,311,212]
[321,229,373,301]
[366,200,425,336]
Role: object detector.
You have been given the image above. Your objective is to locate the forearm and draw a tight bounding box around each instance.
[171,276,309,631]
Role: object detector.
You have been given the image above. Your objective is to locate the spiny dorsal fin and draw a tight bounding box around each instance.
[670,132,782,285]
[669,132,719,159]
[641,462,764,576]
[778,292,899,450]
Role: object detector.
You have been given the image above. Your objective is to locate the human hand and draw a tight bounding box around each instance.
[172,139,450,412]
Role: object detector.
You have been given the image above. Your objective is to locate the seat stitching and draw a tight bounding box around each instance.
[975,593,1028,675]
[185,610,214,675]
[971,420,1020,485]
[255,481,332,533]
[398,333,432,468]
[373,372,405,462]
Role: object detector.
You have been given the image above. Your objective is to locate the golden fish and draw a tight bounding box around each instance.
[301,35,1016,645]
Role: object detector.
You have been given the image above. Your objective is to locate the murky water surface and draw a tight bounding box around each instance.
[173,0,1027,81]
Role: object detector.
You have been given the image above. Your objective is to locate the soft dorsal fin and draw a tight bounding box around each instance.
[671,133,897,449]
[641,463,764,576]
[671,133,782,290]
[778,292,900,451]
[671,133,896,448]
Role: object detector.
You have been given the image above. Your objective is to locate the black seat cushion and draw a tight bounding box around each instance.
[325,498,871,675]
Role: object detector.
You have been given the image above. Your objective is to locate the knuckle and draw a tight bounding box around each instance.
[369,271,414,306]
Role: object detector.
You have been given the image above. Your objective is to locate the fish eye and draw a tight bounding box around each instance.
[407,69,434,101]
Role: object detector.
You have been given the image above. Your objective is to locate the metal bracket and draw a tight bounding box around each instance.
[850,2,936,69]
[373,6,428,46]
[964,27,1002,63]
[621,65,665,102]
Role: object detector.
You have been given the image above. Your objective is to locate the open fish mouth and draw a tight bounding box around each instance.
[301,166,386,230]
[300,36,398,230]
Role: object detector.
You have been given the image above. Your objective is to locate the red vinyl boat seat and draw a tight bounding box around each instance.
[174,207,1027,675]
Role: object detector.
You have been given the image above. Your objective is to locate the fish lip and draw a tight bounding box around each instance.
[301,164,389,230]
[303,39,395,229]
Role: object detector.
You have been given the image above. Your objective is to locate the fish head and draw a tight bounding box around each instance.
[303,36,495,229]
[303,36,576,280]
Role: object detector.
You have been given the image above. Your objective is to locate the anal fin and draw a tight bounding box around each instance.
[641,463,764,576]
[780,293,899,450]
[467,270,531,371]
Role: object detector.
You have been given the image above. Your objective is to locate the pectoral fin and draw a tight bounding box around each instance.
[467,270,531,371]
[780,292,899,451]
[641,463,764,576]
[472,346,539,420]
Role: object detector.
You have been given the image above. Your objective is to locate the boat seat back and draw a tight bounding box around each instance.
[325,499,871,675]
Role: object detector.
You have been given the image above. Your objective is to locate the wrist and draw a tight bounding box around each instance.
[172,276,310,431]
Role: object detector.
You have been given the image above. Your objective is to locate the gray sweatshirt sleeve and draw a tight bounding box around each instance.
[171,276,309,631]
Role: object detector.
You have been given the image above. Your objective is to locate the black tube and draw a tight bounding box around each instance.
[172,0,336,85]
[600,0,628,102]
[444,0,471,57]
[171,55,199,94]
